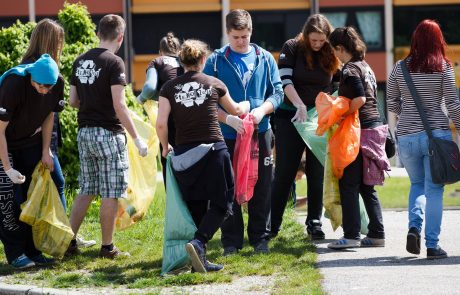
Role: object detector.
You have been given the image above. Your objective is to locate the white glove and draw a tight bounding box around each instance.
[134,138,148,157]
[136,94,146,105]
[291,104,307,123]
[226,115,245,134]
[250,107,265,124]
[5,168,25,184]
[238,101,251,114]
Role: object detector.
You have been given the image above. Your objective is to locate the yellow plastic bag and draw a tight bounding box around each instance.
[116,100,159,230]
[20,163,73,258]
[322,126,342,231]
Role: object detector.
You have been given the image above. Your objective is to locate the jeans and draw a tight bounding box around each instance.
[50,153,66,211]
[397,130,451,248]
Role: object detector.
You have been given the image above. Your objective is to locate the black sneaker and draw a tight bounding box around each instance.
[253,239,270,254]
[185,239,207,273]
[306,219,325,240]
[406,227,421,255]
[205,260,224,272]
[223,246,238,256]
[427,246,448,260]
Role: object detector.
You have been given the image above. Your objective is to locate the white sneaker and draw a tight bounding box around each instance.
[328,238,360,249]
[76,235,96,248]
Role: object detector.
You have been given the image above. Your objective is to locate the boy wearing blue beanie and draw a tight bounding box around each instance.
[0,53,64,268]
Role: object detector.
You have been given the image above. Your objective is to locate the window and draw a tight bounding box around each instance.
[322,7,385,51]
[394,4,460,47]
[250,10,310,52]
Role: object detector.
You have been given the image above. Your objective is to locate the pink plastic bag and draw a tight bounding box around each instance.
[233,114,259,205]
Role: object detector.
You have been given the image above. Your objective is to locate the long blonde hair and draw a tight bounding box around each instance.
[22,18,65,65]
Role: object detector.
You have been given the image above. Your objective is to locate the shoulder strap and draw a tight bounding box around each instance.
[399,60,433,138]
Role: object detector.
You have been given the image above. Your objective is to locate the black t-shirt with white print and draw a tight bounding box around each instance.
[160,71,227,146]
[71,48,127,133]
[339,60,381,128]
[0,74,64,150]
[147,55,184,96]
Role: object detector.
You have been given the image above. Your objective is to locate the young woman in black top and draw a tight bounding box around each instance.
[327,27,385,249]
[271,14,340,239]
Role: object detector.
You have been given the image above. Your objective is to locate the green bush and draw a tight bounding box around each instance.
[0,3,143,189]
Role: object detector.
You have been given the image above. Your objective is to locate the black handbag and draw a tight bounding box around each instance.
[385,132,396,158]
[400,61,460,184]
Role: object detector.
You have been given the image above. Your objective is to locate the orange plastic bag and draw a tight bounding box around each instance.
[329,111,361,179]
[233,114,259,205]
[316,92,350,136]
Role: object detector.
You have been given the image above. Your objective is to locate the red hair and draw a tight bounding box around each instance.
[407,19,450,72]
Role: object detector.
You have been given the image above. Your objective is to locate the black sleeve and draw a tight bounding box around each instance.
[343,76,365,99]
[0,76,24,122]
[278,39,297,89]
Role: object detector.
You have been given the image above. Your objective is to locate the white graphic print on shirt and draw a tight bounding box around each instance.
[174,82,212,107]
[76,60,102,84]
[242,63,255,87]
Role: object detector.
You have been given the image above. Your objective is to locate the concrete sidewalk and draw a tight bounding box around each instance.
[298,210,460,295]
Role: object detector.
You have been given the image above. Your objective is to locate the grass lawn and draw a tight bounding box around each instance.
[0,184,324,295]
[296,176,460,209]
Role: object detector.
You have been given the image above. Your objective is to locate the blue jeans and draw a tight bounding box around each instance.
[397,130,451,248]
[50,153,66,211]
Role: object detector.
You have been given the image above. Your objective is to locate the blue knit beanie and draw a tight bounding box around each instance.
[0,54,59,86]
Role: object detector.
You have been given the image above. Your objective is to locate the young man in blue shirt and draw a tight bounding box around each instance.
[204,9,283,254]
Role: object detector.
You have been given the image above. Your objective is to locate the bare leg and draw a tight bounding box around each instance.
[69,195,95,238]
[100,198,118,245]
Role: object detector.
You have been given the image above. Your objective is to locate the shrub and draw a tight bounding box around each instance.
[0,3,143,189]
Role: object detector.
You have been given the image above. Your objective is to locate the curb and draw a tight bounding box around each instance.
[0,283,80,295]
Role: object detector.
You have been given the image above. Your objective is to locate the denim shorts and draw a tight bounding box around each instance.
[77,127,128,198]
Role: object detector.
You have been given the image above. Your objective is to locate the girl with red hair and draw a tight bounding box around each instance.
[387,19,460,259]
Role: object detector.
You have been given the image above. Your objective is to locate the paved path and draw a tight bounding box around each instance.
[298,210,460,295]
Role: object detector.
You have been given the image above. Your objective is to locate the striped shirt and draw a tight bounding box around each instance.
[386,60,460,136]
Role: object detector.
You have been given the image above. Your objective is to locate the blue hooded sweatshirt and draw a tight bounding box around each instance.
[204,44,283,140]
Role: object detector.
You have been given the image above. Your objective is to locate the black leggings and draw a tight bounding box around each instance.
[271,116,324,234]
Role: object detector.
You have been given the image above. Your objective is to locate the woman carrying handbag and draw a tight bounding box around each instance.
[387,19,460,259]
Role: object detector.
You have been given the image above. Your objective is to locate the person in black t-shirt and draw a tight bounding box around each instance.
[327,27,385,250]
[157,39,249,273]
[137,32,184,188]
[67,14,148,259]
[271,14,340,240]
[0,54,62,269]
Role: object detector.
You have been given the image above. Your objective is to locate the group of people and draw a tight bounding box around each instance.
[0,8,457,273]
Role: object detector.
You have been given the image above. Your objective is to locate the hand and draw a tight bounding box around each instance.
[136,94,146,105]
[250,107,265,124]
[225,115,245,134]
[238,101,250,114]
[5,168,25,184]
[41,149,54,172]
[134,138,148,157]
[161,144,173,158]
[291,104,307,123]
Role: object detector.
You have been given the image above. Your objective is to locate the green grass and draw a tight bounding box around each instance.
[0,184,323,294]
[295,176,460,209]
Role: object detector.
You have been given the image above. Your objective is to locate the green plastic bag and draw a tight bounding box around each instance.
[293,107,327,166]
[161,156,197,275]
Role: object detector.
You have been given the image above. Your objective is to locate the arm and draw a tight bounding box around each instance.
[218,92,247,116]
[112,85,148,156]
[41,112,54,171]
[0,121,11,171]
[284,84,307,122]
[69,85,80,108]
[442,64,460,131]
[343,96,366,116]
[0,121,25,183]
[137,67,159,103]
[156,96,171,157]
[265,54,284,111]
